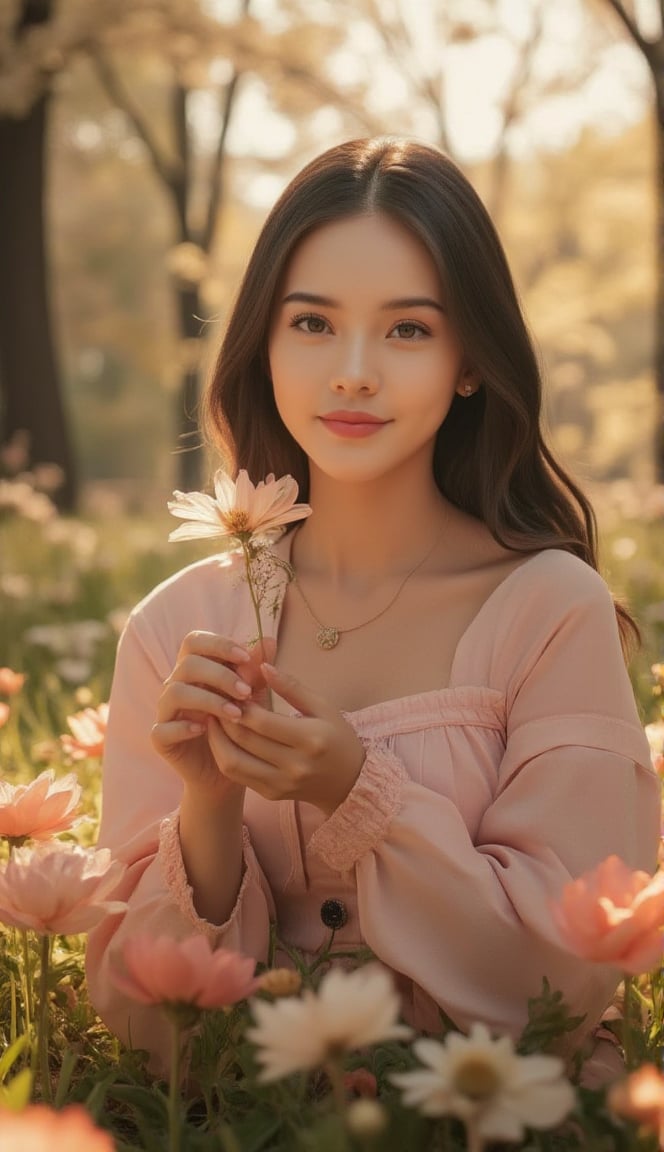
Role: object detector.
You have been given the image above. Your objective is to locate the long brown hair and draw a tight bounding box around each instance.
[202,137,637,651]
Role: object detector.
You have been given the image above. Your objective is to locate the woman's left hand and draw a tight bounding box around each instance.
[206,661,365,816]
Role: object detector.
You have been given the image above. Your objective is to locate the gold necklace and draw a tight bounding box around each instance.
[291,530,440,650]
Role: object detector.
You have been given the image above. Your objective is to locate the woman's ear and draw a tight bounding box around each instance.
[455,368,481,398]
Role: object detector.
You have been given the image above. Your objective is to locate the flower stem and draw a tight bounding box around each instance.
[169,1016,182,1152]
[464,1121,486,1152]
[325,1056,347,1119]
[37,934,52,1103]
[622,974,638,1071]
[241,541,265,648]
[20,929,33,1034]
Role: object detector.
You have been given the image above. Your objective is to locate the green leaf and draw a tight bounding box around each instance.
[0,1067,33,1110]
[0,1032,31,1081]
[518,977,586,1055]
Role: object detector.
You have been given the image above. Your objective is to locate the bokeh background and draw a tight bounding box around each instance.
[1,0,664,717]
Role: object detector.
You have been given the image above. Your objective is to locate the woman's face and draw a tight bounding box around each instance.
[268,211,476,487]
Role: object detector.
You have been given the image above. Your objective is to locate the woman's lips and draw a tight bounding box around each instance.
[319,415,389,438]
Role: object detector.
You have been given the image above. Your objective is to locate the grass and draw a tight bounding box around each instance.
[1,481,664,1150]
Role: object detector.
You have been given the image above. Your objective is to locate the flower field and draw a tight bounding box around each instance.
[2,467,664,1151]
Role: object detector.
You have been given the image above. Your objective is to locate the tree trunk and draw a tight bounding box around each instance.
[175,282,205,492]
[0,3,76,509]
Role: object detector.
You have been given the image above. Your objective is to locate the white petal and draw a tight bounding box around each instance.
[168,522,228,542]
[411,1038,451,1074]
[168,491,219,523]
[233,470,254,515]
[212,470,237,510]
[475,1103,525,1142]
[391,1069,451,1114]
[507,1080,576,1128]
[509,1054,566,1085]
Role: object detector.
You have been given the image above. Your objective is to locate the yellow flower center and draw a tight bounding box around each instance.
[453,1057,502,1101]
[223,510,251,533]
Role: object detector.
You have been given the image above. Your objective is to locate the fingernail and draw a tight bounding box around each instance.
[234,680,252,696]
[222,702,242,720]
[231,646,250,662]
[261,662,277,674]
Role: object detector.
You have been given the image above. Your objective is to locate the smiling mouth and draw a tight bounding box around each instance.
[319,415,389,438]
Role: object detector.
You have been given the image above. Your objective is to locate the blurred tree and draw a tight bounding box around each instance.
[0,0,376,495]
[351,0,546,220]
[0,0,77,507]
[503,118,654,483]
[595,0,664,477]
[335,0,604,224]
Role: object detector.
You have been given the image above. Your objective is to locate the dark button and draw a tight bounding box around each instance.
[320,898,348,930]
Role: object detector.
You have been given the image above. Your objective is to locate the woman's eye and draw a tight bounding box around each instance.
[291,313,329,335]
[391,321,427,340]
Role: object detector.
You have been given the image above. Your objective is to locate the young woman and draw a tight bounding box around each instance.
[86,137,659,1082]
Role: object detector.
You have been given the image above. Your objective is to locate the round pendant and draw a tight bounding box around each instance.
[316,626,340,650]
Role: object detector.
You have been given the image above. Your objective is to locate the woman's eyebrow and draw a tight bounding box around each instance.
[281,291,445,312]
[282,292,338,307]
[381,296,446,313]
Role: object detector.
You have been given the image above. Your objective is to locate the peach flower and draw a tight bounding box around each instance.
[553,855,664,974]
[111,933,259,1009]
[168,468,311,544]
[60,703,108,760]
[607,1064,664,1133]
[0,769,81,843]
[0,667,26,695]
[0,703,8,729]
[0,841,126,935]
[0,1103,115,1151]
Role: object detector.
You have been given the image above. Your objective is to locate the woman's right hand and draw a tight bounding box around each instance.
[150,630,275,799]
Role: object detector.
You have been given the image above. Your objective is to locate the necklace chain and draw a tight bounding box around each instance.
[291,529,440,650]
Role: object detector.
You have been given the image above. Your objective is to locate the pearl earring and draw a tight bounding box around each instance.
[463,383,474,397]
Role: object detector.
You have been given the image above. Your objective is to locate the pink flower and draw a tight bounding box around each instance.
[111,933,259,1009]
[0,842,126,935]
[344,1067,378,1098]
[553,855,664,974]
[0,703,8,729]
[168,468,312,544]
[0,666,26,695]
[0,1103,115,1151]
[60,703,108,760]
[0,769,81,843]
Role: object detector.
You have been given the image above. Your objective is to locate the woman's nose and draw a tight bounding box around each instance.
[329,335,379,394]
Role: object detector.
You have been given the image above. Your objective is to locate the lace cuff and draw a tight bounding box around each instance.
[158,810,252,942]
[308,739,408,872]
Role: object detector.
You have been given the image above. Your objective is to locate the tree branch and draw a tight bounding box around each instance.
[90,48,179,190]
[171,82,189,236]
[486,3,545,221]
[199,0,251,253]
[201,71,239,253]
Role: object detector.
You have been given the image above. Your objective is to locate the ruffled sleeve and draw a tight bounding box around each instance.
[308,553,660,1047]
[85,595,274,1074]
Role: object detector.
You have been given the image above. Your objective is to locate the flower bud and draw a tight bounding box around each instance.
[346,1098,388,1139]
[258,968,302,998]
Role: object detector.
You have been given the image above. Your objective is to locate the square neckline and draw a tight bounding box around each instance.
[272,533,557,718]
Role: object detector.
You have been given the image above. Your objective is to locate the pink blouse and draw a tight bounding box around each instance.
[85,542,660,1080]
